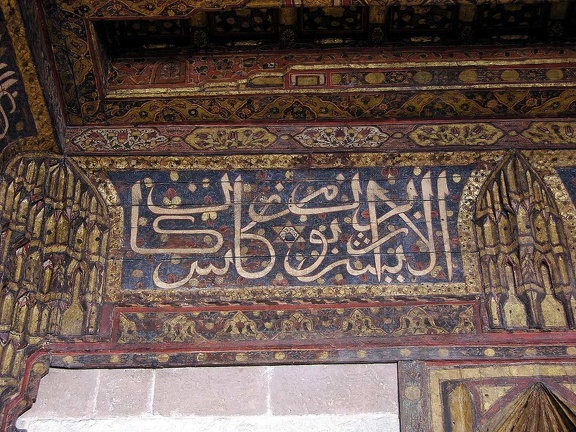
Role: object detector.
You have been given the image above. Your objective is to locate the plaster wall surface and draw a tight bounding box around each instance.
[16,363,399,432]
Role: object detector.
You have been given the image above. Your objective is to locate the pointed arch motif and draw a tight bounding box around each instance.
[474,151,576,330]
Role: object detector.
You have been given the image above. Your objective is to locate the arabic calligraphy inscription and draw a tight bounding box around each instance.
[0,7,36,147]
[110,167,470,291]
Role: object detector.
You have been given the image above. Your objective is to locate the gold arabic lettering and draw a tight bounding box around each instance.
[129,171,455,288]
[0,62,19,140]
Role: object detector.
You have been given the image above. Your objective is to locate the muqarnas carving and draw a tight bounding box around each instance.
[474,152,576,330]
[0,155,108,425]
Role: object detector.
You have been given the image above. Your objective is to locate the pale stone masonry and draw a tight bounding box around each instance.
[17,364,399,432]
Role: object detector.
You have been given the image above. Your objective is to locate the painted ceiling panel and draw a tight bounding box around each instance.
[16,0,574,154]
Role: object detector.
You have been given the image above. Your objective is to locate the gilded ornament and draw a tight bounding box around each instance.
[72,128,169,151]
[522,121,576,146]
[37,0,576,132]
[113,305,476,343]
[392,307,448,335]
[409,123,504,147]
[0,0,54,151]
[474,152,576,330]
[184,127,277,150]
[295,126,388,148]
[341,309,386,336]
[276,311,314,339]
[0,154,109,422]
[218,312,265,340]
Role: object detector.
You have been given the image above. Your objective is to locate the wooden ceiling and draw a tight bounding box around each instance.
[15,0,576,155]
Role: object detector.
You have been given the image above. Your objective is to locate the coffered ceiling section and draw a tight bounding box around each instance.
[32,0,576,153]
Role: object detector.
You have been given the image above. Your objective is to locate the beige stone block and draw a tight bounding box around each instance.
[17,414,400,432]
[269,363,398,415]
[153,366,268,416]
[21,368,100,419]
[95,369,154,417]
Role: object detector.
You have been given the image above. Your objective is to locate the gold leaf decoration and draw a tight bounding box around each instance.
[341,309,386,336]
[474,152,575,330]
[276,311,315,339]
[72,128,168,151]
[392,306,447,335]
[409,123,504,146]
[117,315,147,344]
[522,122,576,145]
[295,126,388,148]
[217,312,265,340]
[185,127,277,150]
[152,314,205,343]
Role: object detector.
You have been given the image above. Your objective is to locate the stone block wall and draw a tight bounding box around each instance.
[17,364,399,432]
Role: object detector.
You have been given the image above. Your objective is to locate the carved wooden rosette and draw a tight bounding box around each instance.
[0,155,108,430]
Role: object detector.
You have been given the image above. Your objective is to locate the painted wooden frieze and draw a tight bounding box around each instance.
[110,166,467,291]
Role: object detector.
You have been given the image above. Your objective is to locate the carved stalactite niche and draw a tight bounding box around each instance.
[0,154,108,430]
[474,152,576,331]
